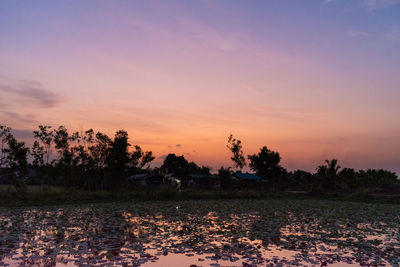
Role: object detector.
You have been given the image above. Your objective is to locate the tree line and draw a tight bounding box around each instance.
[0,125,398,195]
[0,125,155,190]
[222,134,398,194]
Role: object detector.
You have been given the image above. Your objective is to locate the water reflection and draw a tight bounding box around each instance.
[1,200,399,266]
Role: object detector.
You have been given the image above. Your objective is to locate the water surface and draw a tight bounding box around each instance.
[1,199,399,266]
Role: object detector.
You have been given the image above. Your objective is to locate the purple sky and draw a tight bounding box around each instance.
[1,0,399,173]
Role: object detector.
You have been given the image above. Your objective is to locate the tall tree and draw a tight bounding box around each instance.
[161,154,193,187]
[3,133,29,173]
[106,130,130,171]
[227,134,246,171]
[89,131,112,169]
[53,126,72,167]
[33,125,54,165]
[140,151,155,169]
[161,154,189,176]
[0,125,11,169]
[218,166,232,190]
[248,146,281,179]
[315,159,342,192]
[248,146,287,191]
[317,159,341,176]
[31,141,45,167]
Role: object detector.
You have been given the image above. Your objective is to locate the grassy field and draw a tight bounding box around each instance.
[0,184,399,207]
[0,184,291,206]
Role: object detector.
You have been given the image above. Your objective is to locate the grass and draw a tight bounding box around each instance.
[1,184,400,207]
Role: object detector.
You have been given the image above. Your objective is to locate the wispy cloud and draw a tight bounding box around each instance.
[0,111,36,124]
[0,76,63,108]
[347,27,400,42]
[361,0,400,11]
[347,30,371,38]
[381,27,400,42]
[124,3,245,53]
[325,0,400,11]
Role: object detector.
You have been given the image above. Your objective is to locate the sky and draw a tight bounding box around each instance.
[0,0,399,173]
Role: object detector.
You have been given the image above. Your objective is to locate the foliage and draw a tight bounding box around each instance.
[289,170,314,191]
[226,134,246,171]
[248,146,281,179]
[218,166,232,190]
[247,146,287,191]
[0,125,398,195]
[0,125,11,169]
[32,125,54,166]
[2,132,29,172]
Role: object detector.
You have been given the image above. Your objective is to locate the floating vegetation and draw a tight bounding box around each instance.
[1,199,400,266]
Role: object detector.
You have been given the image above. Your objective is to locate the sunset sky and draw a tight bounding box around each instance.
[1,0,399,173]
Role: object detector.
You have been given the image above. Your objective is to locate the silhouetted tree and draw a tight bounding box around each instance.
[218,166,232,190]
[2,132,29,173]
[161,154,191,187]
[248,146,281,177]
[128,145,155,170]
[317,159,340,176]
[89,131,112,169]
[290,170,314,191]
[248,146,286,191]
[69,129,97,170]
[53,125,73,167]
[338,168,358,191]
[357,169,398,189]
[1,130,29,196]
[199,166,211,176]
[31,141,45,167]
[161,154,188,175]
[227,134,246,171]
[140,151,155,168]
[315,159,342,192]
[105,130,130,188]
[1,123,398,196]
[0,125,11,169]
[33,125,54,165]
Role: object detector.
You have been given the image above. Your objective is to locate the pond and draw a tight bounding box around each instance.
[1,199,400,266]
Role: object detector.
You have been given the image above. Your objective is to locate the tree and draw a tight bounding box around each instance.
[89,131,112,169]
[106,130,130,172]
[338,168,358,191]
[357,169,398,189]
[290,170,313,191]
[248,146,281,178]
[53,125,73,167]
[317,159,340,177]
[128,145,155,170]
[199,166,211,176]
[31,141,45,167]
[0,125,11,169]
[140,151,155,169]
[227,134,246,171]
[69,129,97,170]
[248,146,286,191]
[1,130,29,196]
[218,166,232,190]
[33,125,53,165]
[315,159,342,192]
[2,133,29,172]
[161,154,189,176]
